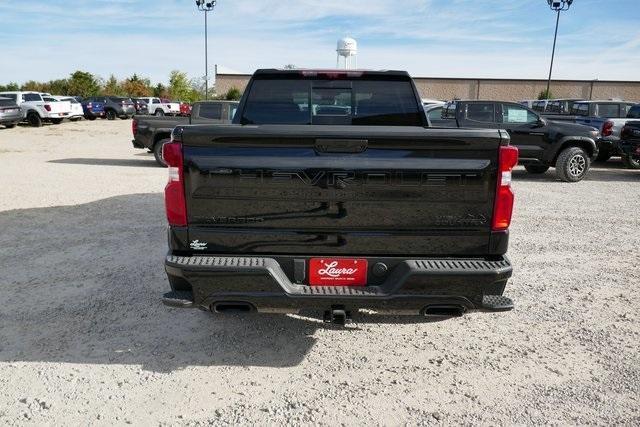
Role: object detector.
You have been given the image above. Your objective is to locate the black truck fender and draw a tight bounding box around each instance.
[543,136,598,164]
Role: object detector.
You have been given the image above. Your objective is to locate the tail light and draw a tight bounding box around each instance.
[87,102,93,109]
[44,104,51,112]
[131,118,138,135]
[163,141,187,226]
[492,145,519,231]
[602,120,614,137]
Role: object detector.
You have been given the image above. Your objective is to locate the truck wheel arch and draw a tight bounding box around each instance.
[549,137,597,164]
[26,110,43,127]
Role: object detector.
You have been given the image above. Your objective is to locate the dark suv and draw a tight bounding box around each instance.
[437,100,600,182]
[83,96,136,120]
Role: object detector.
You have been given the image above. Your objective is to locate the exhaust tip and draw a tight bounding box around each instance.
[423,305,466,317]
[211,302,256,314]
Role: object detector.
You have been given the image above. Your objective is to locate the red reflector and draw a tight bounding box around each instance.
[309,258,367,286]
[163,142,187,226]
[602,120,614,137]
[492,146,519,231]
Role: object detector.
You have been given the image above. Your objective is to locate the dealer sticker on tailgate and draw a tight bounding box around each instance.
[309,258,368,286]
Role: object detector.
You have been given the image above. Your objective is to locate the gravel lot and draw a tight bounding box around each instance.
[0,119,639,425]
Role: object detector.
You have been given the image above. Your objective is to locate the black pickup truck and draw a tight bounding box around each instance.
[437,100,600,182]
[131,100,239,166]
[160,69,519,324]
[620,121,640,166]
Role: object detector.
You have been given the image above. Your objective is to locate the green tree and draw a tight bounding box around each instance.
[0,82,19,92]
[103,74,123,96]
[47,79,70,95]
[168,70,192,101]
[538,89,553,100]
[224,87,242,101]
[153,83,169,99]
[21,80,47,92]
[67,71,101,97]
[122,74,152,97]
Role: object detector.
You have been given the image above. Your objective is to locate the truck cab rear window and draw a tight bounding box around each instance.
[199,103,222,120]
[241,79,422,126]
[23,93,43,102]
[596,104,620,118]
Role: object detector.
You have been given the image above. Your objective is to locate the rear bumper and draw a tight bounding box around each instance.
[0,111,22,123]
[620,139,640,159]
[597,137,622,154]
[164,254,513,314]
[132,138,145,149]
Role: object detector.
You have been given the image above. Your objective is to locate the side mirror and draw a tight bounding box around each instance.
[537,117,546,126]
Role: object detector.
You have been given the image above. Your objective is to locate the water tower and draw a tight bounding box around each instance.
[336,37,358,69]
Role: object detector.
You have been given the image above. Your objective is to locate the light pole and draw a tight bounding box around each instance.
[545,0,573,97]
[195,0,217,99]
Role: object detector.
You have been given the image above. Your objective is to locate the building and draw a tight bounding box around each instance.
[215,71,640,102]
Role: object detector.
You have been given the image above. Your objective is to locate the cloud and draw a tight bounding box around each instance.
[0,0,638,84]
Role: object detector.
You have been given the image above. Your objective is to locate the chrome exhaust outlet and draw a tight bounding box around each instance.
[423,305,466,317]
[211,302,256,313]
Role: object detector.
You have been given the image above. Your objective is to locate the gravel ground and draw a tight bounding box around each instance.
[0,119,639,425]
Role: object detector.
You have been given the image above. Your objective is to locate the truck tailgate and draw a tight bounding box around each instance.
[179,125,507,256]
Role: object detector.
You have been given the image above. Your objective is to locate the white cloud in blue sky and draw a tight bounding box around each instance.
[0,0,638,85]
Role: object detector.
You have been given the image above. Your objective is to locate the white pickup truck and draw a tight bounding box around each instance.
[0,91,72,127]
[137,97,180,116]
[51,96,84,121]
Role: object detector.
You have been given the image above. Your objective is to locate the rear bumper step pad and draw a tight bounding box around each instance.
[164,255,513,312]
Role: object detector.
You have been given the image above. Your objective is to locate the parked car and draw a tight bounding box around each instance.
[83,96,136,120]
[421,98,445,107]
[439,100,599,182]
[179,102,192,116]
[619,121,640,169]
[131,98,149,115]
[81,99,106,120]
[0,91,70,126]
[0,96,22,128]
[570,100,637,162]
[136,97,180,116]
[519,99,537,108]
[51,96,84,121]
[423,104,448,126]
[132,100,239,165]
[531,99,549,113]
[159,68,518,323]
[545,98,583,115]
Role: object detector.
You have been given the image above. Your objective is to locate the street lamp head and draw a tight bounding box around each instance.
[196,0,216,11]
[547,0,573,11]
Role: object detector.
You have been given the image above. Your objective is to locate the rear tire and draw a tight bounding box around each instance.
[153,138,170,167]
[86,115,96,121]
[621,154,640,169]
[524,164,549,174]
[4,124,16,128]
[27,112,42,127]
[556,147,590,182]
[155,109,165,116]
[106,109,116,120]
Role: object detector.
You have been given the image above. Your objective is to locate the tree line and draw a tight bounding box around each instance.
[0,70,242,102]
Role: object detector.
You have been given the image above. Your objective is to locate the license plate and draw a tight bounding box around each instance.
[309,258,367,286]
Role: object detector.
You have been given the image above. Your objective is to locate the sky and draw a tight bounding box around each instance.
[1,0,639,86]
